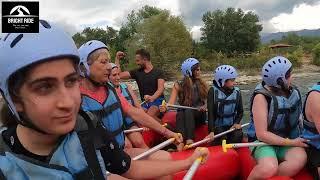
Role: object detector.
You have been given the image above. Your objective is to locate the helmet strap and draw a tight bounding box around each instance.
[18,112,50,135]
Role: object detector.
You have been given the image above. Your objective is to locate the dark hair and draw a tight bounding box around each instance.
[0,67,29,127]
[135,49,150,61]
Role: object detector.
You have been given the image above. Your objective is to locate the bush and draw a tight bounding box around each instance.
[312,43,320,66]
[286,46,303,67]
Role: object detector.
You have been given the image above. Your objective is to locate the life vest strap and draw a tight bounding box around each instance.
[77,110,105,180]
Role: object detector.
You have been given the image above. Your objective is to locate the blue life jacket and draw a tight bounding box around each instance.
[211,85,240,127]
[302,83,320,149]
[81,84,125,148]
[247,83,302,141]
[110,82,135,129]
[0,111,107,180]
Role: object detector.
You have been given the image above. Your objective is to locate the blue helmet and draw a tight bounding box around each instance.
[0,20,79,122]
[181,58,199,77]
[78,40,109,77]
[262,56,292,88]
[214,65,238,87]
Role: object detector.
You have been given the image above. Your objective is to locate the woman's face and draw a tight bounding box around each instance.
[89,49,110,83]
[224,78,236,89]
[109,67,121,87]
[14,59,81,135]
[192,66,201,79]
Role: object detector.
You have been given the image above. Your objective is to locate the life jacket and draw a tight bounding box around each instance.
[0,111,107,180]
[81,83,125,148]
[108,82,135,130]
[247,83,302,141]
[302,83,320,149]
[211,85,240,127]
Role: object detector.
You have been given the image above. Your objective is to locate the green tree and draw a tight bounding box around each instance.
[200,8,262,54]
[312,42,320,66]
[125,12,192,76]
[115,6,165,52]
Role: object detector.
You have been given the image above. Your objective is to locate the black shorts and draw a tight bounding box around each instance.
[306,146,320,180]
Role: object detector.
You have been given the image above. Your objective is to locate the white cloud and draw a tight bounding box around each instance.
[270,2,320,32]
[190,26,202,41]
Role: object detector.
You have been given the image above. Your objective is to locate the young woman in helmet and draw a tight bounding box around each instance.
[207,65,244,145]
[160,58,208,151]
[247,56,308,179]
[108,62,148,149]
[0,20,209,180]
[302,82,320,179]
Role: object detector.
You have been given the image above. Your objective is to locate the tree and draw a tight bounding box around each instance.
[115,6,165,52]
[72,27,118,48]
[200,8,262,54]
[125,12,192,76]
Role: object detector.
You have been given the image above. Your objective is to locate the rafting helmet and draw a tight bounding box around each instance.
[0,20,79,124]
[109,63,118,69]
[181,58,199,77]
[78,40,109,77]
[262,56,292,88]
[214,65,238,87]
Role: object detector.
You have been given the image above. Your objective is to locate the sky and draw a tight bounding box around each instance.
[1,0,320,40]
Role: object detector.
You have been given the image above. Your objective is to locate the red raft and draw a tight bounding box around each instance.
[142,111,209,147]
[143,111,314,179]
[171,146,240,180]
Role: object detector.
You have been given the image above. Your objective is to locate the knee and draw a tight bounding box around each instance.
[258,161,279,178]
[150,150,172,161]
[132,138,148,148]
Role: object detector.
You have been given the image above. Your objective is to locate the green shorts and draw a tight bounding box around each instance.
[250,141,291,160]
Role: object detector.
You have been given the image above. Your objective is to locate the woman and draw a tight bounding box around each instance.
[247,56,308,179]
[0,20,209,180]
[302,82,320,179]
[207,65,244,145]
[160,58,208,151]
[108,62,148,149]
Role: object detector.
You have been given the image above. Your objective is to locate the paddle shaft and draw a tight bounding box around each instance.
[133,138,175,160]
[183,157,202,180]
[186,123,250,149]
[124,127,144,134]
[230,142,267,148]
[167,104,198,110]
[107,138,175,176]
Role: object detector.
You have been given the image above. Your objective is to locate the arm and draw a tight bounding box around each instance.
[117,90,180,140]
[127,84,142,108]
[114,52,132,79]
[151,78,165,100]
[122,147,209,179]
[252,94,292,146]
[207,87,216,133]
[305,91,320,133]
[168,82,179,104]
[234,91,244,124]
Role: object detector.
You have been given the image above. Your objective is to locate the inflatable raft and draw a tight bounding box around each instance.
[142,111,314,179]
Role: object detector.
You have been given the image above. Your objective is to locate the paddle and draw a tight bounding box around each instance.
[183,156,204,180]
[140,100,146,106]
[124,123,168,134]
[133,138,176,160]
[107,134,179,176]
[184,123,250,149]
[162,100,200,111]
[222,139,267,152]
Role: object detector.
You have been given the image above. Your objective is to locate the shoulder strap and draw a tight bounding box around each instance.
[76,110,105,180]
